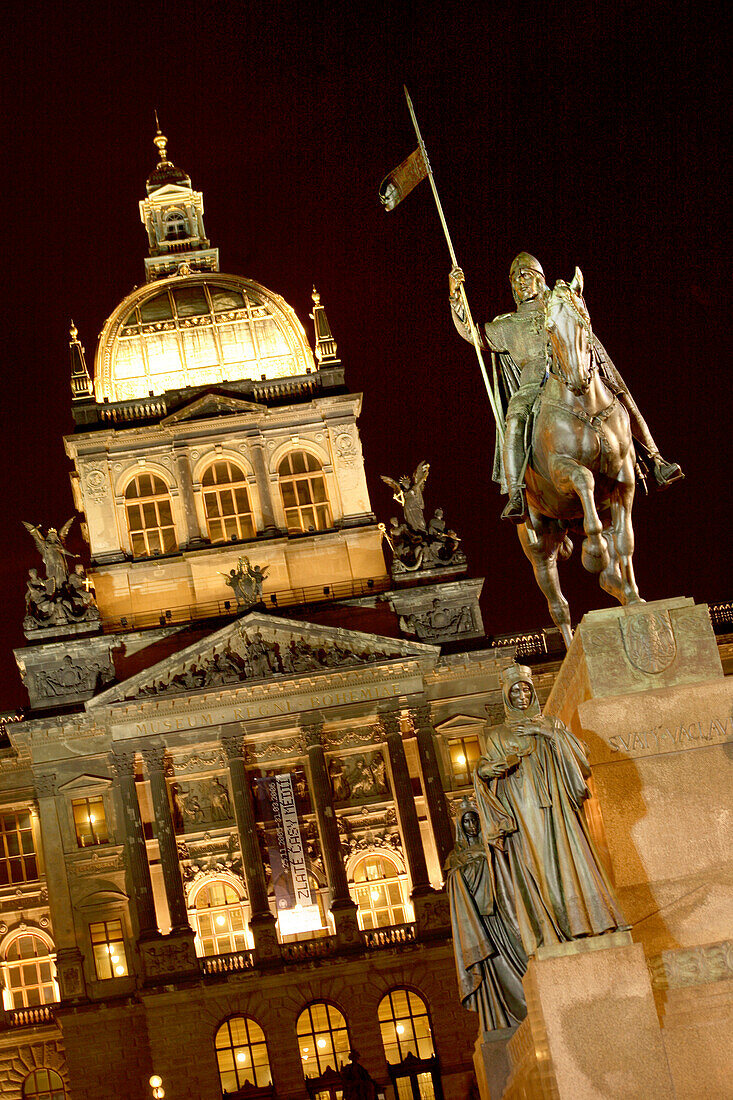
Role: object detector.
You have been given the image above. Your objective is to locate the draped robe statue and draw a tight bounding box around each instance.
[446,806,527,1030]
[474,664,627,957]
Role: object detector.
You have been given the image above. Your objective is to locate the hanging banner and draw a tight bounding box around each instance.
[255,771,314,912]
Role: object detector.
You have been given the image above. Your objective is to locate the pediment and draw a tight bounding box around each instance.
[161,392,267,424]
[89,612,438,707]
[148,183,197,202]
[57,774,113,792]
[434,713,487,733]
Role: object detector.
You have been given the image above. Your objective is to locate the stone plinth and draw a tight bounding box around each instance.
[473,1027,513,1100]
[540,597,733,1099]
[504,934,674,1100]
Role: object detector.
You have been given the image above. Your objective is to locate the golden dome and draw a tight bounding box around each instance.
[94,273,317,403]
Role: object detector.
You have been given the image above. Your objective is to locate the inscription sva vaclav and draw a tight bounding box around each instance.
[608,710,733,757]
[125,680,404,738]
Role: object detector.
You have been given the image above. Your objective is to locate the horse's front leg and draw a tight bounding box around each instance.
[600,461,642,605]
[547,454,610,574]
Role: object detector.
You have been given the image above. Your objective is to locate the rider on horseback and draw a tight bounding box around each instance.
[449,253,683,523]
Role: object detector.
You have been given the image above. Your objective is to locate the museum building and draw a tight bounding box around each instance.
[0,130,731,1100]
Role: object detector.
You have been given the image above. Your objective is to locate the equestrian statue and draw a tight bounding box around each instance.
[450,256,683,645]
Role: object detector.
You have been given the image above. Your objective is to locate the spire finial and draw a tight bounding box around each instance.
[310,286,340,367]
[69,319,79,343]
[69,320,93,401]
[153,110,169,165]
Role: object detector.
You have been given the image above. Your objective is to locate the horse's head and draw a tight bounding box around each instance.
[545,269,595,395]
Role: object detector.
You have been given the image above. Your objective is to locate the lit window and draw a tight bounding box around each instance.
[214,1015,272,1093]
[378,988,435,1064]
[278,452,332,534]
[163,210,189,241]
[124,473,177,557]
[71,796,109,848]
[201,461,255,543]
[22,1068,66,1100]
[0,811,37,885]
[352,855,407,930]
[296,1002,350,1076]
[193,881,251,956]
[89,919,128,980]
[4,934,58,1010]
[447,735,481,786]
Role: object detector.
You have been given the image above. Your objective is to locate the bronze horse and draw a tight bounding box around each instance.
[518,271,642,645]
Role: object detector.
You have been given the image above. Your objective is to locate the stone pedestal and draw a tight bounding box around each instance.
[539,597,733,1100]
[503,934,674,1099]
[473,1027,513,1100]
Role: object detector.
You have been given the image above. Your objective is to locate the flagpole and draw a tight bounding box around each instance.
[403,86,504,442]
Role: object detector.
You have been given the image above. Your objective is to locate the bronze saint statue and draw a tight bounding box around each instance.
[474,665,626,957]
[451,261,682,642]
[446,803,527,1030]
[449,255,682,522]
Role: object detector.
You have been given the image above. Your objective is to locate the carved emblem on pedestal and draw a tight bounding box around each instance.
[620,609,676,673]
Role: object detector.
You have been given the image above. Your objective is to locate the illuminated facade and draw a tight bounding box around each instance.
[2,130,731,1100]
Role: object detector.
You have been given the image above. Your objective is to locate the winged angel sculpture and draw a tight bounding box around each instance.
[22,518,99,631]
[380,461,464,575]
[23,519,76,594]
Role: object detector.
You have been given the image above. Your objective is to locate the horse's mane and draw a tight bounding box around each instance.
[550,279,592,335]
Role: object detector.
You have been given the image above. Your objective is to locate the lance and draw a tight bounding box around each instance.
[403,86,504,443]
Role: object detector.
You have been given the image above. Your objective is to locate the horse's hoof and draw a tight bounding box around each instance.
[581,536,610,574]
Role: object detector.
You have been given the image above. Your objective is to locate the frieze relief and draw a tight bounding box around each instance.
[67,849,125,877]
[323,725,381,751]
[169,747,227,774]
[170,775,234,834]
[328,750,390,803]
[337,808,402,860]
[246,735,307,763]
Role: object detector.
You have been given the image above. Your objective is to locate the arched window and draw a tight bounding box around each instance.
[22,1069,66,1100]
[296,1002,350,1076]
[192,880,251,956]
[163,210,189,241]
[124,473,177,557]
[352,854,408,930]
[379,989,441,1099]
[201,460,255,543]
[215,1015,272,1094]
[378,989,435,1063]
[278,452,332,534]
[3,933,58,1010]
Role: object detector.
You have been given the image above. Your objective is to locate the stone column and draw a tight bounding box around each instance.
[380,710,431,895]
[250,436,279,535]
[174,449,206,547]
[33,774,87,1002]
[303,719,361,949]
[110,751,158,939]
[141,748,189,932]
[221,727,280,962]
[409,701,454,870]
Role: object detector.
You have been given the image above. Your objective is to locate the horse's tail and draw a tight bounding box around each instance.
[559,534,574,561]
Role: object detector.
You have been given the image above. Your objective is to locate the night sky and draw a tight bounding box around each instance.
[1,2,728,709]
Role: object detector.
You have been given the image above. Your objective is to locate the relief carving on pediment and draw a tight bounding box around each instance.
[126,629,401,701]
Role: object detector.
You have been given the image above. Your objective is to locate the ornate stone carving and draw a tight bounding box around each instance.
[647,940,733,990]
[619,608,677,673]
[84,464,109,504]
[323,725,381,750]
[221,556,269,608]
[400,600,476,641]
[380,462,466,577]
[170,775,234,833]
[22,519,101,632]
[29,652,112,700]
[172,747,228,773]
[328,750,390,803]
[33,774,57,798]
[110,750,137,777]
[126,630,400,700]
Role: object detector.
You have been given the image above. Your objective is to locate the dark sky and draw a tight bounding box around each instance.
[1,2,729,709]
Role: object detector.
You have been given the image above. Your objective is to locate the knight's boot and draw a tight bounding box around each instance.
[651,453,684,489]
[501,418,529,524]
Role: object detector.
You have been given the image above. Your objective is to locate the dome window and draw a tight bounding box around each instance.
[201,461,255,543]
[124,473,177,557]
[163,210,189,241]
[278,452,332,534]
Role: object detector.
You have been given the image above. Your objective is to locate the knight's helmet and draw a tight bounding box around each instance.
[509,253,546,303]
[501,663,540,722]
